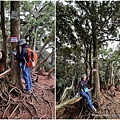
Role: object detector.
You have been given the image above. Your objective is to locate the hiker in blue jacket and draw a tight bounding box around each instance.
[78,74,96,112]
[12,39,32,94]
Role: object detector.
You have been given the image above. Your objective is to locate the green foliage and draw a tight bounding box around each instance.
[21,1,55,40]
[99,47,120,81]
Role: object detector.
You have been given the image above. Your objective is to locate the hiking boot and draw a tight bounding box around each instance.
[23,90,31,94]
[29,89,33,93]
[23,89,33,94]
[92,107,97,112]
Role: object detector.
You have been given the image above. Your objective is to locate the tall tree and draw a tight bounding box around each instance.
[1,1,7,69]
[90,2,101,103]
[10,1,23,90]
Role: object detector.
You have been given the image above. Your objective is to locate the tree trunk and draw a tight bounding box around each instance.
[110,62,114,86]
[85,45,89,76]
[91,5,101,103]
[88,40,92,88]
[105,65,109,87]
[10,1,23,90]
[31,26,36,50]
[33,27,37,51]
[29,35,32,48]
[50,46,55,65]
[92,29,101,104]
[1,1,7,70]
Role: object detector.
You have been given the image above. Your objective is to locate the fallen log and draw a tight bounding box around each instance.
[0,69,11,79]
[56,87,93,111]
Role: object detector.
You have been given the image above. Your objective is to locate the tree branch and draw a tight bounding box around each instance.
[38,1,51,13]
[75,1,90,15]
[35,51,55,71]
[0,69,11,79]
[31,1,51,18]
[37,33,54,57]
[98,39,120,44]
[60,73,76,103]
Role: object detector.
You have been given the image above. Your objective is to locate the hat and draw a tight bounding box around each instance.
[19,39,27,46]
[82,74,87,78]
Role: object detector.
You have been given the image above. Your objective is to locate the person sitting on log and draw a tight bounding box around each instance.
[78,74,97,112]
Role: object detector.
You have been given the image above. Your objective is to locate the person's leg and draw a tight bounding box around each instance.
[27,67,32,90]
[86,91,97,112]
[80,91,93,109]
[22,65,31,91]
[86,91,92,100]
[86,91,92,103]
[86,91,94,108]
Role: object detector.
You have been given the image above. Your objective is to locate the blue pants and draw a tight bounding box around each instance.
[22,65,32,91]
[80,91,94,109]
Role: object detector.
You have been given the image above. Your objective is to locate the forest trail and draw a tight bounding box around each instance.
[56,89,120,119]
[0,71,55,119]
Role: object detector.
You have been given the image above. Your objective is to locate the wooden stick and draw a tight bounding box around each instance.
[56,87,93,111]
[0,69,11,78]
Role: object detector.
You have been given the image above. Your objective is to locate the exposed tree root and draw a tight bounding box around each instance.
[0,88,40,118]
[22,102,33,117]
[0,69,54,119]
[2,104,10,118]
[32,93,41,105]
[31,74,38,82]
[26,101,38,116]
[40,114,47,119]
[9,103,20,118]
[41,90,54,119]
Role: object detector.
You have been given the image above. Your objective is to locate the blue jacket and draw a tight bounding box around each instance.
[16,46,28,64]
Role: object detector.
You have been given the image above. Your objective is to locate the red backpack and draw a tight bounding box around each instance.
[26,48,38,68]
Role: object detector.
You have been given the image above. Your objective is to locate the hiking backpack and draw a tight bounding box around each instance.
[26,48,38,68]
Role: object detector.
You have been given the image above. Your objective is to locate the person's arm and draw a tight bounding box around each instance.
[78,81,84,91]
